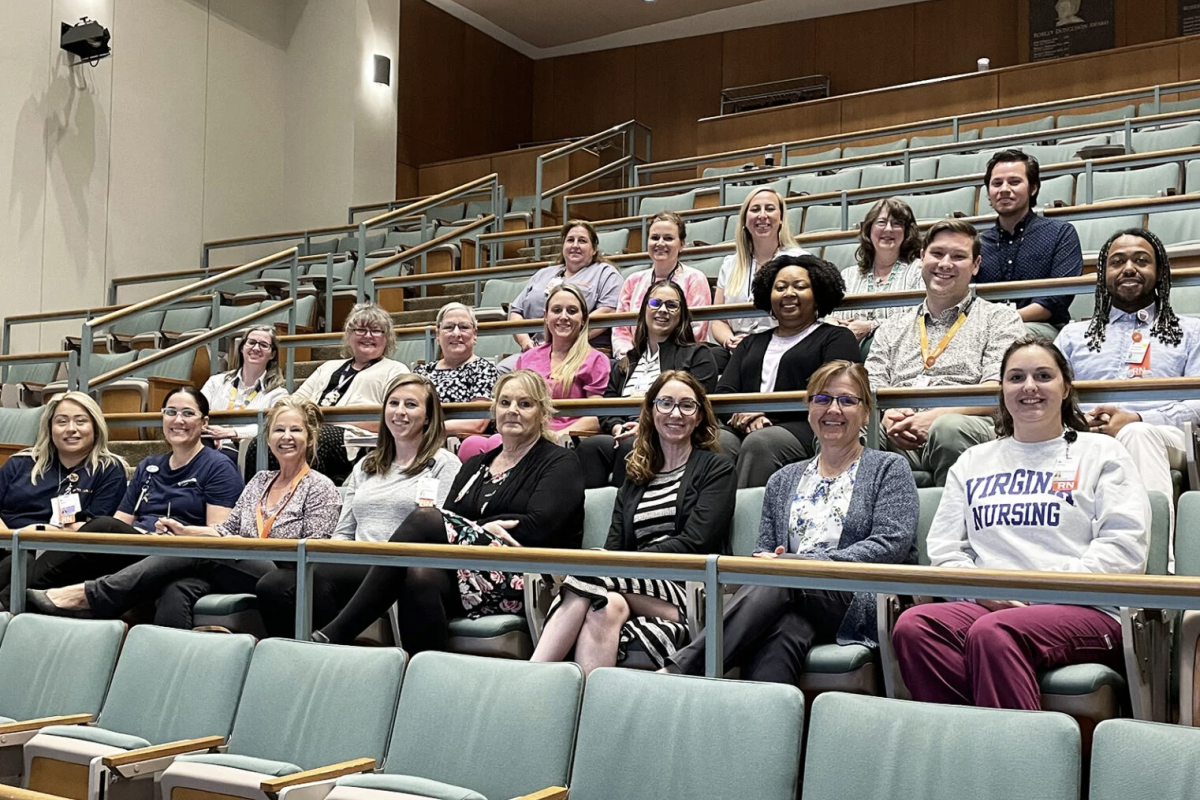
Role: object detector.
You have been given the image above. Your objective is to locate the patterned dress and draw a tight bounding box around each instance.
[441,463,526,618]
[549,464,690,666]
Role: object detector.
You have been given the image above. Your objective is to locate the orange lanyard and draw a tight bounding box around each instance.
[918,313,968,370]
[255,465,309,539]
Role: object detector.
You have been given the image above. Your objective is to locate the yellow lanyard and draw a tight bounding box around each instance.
[228,381,259,410]
[918,312,968,370]
[255,465,310,539]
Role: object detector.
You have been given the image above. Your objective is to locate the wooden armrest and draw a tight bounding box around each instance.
[101,736,225,768]
[512,788,568,800]
[0,714,92,735]
[259,758,375,793]
[0,785,75,800]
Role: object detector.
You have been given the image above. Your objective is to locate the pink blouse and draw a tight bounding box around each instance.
[612,265,712,356]
[515,344,611,431]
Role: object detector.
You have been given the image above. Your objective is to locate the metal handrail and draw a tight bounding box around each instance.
[0,351,77,392]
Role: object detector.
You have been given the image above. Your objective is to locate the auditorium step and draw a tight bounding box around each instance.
[405,293,471,312]
[111,439,171,470]
[389,309,439,327]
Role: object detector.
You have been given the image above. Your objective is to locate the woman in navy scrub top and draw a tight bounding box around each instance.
[0,392,127,606]
[23,387,243,591]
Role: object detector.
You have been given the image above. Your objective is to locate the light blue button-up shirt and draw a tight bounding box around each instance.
[1056,303,1200,429]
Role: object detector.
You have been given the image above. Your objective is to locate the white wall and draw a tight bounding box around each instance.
[0,0,398,351]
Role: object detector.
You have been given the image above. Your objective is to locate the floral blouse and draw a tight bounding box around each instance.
[787,457,861,555]
[414,357,499,403]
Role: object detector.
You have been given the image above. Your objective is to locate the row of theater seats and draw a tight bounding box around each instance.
[2,612,1197,800]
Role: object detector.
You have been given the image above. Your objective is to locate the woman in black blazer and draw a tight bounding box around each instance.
[578,280,717,488]
[531,371,734,674]
[717,253,861,488]
[313,370,584,652]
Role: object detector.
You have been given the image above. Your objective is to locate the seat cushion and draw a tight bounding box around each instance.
[804,644,874,674]
[446,614,526,638]
[0,715,14,724]
[193,594,259,615]
[1039,664,1126,695]
[338,773,485,800]
[175,752,302,777]
[38,725,151,751]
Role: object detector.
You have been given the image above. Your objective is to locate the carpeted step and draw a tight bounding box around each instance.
[111,440,171,471]
[406,293,471,312]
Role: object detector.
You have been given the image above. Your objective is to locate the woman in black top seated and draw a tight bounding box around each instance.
[531,371,735,673]
[578,281,717,489]
[717,253,860,488]
[312,369,585,653]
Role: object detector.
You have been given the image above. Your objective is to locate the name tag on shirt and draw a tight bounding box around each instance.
[417,478,440,508]
[1125,340,1150,377]
[1051,455,1080,493]
[51,492,82,527]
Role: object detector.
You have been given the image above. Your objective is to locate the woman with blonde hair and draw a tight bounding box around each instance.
[532,370,733,673]
[0,392,127,605]
[312,369,585,651]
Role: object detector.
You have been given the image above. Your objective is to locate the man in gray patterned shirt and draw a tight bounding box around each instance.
[865,219,1026,485]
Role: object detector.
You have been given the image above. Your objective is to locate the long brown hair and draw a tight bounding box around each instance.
[855,198,922,275]
[994,336,1088,442]
[228,325,285,392]
[361,374,447,477]
[625,371,721,486]
[629,280,695,359]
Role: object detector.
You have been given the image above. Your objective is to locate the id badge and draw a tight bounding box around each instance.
[51,492,82,527]
[910,374,932,388]
[1051,456,1080,493]
[1124,340,1150,365]
[416,477,440,508]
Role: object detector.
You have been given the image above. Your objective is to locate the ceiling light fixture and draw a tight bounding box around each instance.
[373,54,391,86]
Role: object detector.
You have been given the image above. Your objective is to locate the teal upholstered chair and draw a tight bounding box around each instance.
[157,639,404,800]
[22,626,255,800]
[1173,491,1200,725]
[801,692,1080,800]
[1090,718,1200,800]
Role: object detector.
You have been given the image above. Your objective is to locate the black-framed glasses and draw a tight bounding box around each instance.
[810,393,863,408]
[654,397,700,416]
[351,327,385,338]
[439,322,475,334]
[244,339,273,351]
[647,298,681,313]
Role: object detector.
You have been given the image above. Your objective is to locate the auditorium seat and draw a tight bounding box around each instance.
[821,242,859,269]
[859,158,938,189]
[980,115,1056,140]
[910,128,981,148]
[937,150,995,179]
[474,278,526,323]
[786,146,841,166]
[725,178,789,208]
[337,233,386,256]
[638,190,697,217]
[1173,492,1200,725]
[101,310,167,353]
[701,163,755,178]
[1090,718,1200,799]
[1137,97,1200,117]
[802,204,850,233]
[801,693,1080,800]
[316,653,582,800]
[892,186,977,220]
[1057,104,1135,128]
[1090,162,1182,202]
[1071,214,1145,251]
[509,195,554,220]
[1148,207,1200,246]
[23,626,255,800]
[237,264,312,303]
[1131,122,1200,154]
[299,238,339,257]
[1187,158,1200,193]
[297,256,355,296]
[688,256,725,280]
[157,639,404,800]
[0,615,126,785]
[790,168,862,197]
[596,227,631,255]
[1,362,60,409]
[128,306,212,350]
[843,138,907,160]
[685,216,729,247]
[0,613,8,644]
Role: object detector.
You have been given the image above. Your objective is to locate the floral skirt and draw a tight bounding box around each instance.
[442,511,525,619]
[548,575,689,667]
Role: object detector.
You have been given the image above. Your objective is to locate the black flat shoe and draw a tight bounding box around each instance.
[25,589,92,618]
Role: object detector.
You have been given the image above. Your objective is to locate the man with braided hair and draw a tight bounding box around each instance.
[1056,228,1200,565]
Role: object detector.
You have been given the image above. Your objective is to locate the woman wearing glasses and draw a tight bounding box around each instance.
[21,387,244,592]
[413,303,499,439]
[532,371,734,673]
[201,325,288,458]
[664,361,918,685]
[578,281,717,488]
[828,199,925,343]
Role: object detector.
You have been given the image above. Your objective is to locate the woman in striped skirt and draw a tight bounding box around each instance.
[531,370,735,673]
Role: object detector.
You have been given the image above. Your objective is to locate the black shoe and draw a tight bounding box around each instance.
[310,630,330,643]
[25,589,92,618]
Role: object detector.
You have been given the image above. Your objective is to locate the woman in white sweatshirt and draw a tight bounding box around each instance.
[892,335,1150,710]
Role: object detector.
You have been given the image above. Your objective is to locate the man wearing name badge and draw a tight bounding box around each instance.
[979,149,1083,341]
[1056,228,1200,562]
[866,219,1026,486]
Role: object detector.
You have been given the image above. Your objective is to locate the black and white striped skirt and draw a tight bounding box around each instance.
[548,575,690,667]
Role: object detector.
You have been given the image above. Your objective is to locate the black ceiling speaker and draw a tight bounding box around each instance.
[61,17,111,66]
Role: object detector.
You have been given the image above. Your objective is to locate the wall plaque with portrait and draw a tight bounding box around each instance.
[1029,0,1115,61]
[1182,0,1200,36]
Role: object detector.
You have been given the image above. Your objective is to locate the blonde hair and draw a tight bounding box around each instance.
[492,370,556,442]
[361,374,448,478]
[341,302,397,358]
[26,392,125,483]
[729,188,800,298]
[542,284,595,395]
[806,360,873,414]
[265,397,324,464]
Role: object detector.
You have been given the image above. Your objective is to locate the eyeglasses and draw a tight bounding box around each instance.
[810,393,864,408]
[439,322,475,333]
[654,397,700,416]
[163,408,201,419]
[244,340,273,351]
[872,218,903,230]
[647,298,681,313]
[351,327,385,338]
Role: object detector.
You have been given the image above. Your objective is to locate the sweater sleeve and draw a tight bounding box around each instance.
[754,466,795,554]
[578,350,611,397]
[478,448,585,548]
[686,344,719,394]
[1059,451,1150,575]
[290,362,330,402]
[643,455,735,555]
[603,483,630,551]
[598,359,631,433]
[816,456,918,564]
[925,459,980,569]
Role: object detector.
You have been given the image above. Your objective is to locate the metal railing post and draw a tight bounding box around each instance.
[9,531,24,614]
[952,116,960,142]
[493,182,506,266]
[703,554,723,678]
[1085,159,1095,204]
[534,154,546,259]
[902,150,911,182]
[867,389,880,450]
[66,349,79,391]
[1,320,8,384]
[424,325,435,363]
[78,326,93,393]
[1153,85,1162,115]
[288,252,298,337]
[839,190,849,231]
[294,539,312,639]
[355,221,369,305]
[324,254,335,334]
[257,410,269,471]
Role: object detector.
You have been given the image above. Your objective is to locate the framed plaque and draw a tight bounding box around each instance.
[1029,0,1115,61]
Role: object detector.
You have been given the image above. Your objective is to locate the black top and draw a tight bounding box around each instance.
[0,453,127,529]
[450,437,584,549]
[979,211,1083,327]
[716,323,862,439]
[598,341,719,432]
[606,448,736,555]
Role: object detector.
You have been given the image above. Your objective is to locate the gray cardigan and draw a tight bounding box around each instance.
[756,448,918,647]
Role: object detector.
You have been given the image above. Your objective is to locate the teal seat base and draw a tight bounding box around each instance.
[38,725,151,751]
[447,614,531,660]
[194,594,258,616]
[174,752,302,777]
[338,773,485,800]
[1040,664,1127,722]
[799,644,878,695]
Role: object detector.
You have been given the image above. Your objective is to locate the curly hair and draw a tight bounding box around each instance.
[855,198,922,275]
[1086,227,1182,352]
[994,336,1089,443]
[751,253,846,317]
[625,371,722,486]
[266,397,325,465]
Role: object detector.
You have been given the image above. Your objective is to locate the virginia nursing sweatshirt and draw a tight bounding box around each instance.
[929,432,1149,577]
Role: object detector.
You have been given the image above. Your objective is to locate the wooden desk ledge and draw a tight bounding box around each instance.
[0,714,92,737]
[0,785,75,800]
[512,788,569,800]
[101,735,225,768]
[259,758,376,793]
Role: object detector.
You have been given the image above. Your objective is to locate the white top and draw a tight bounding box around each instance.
[200,370,289,440]
[930,432,1149,580]
[292,358,408,410]
[715,246,807,338]
[333,449,462,542]
[622,347,661,397]
[760,324,819,392]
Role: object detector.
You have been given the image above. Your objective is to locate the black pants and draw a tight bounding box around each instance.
[85,554,276,629]
[254,562,371,638]
[246,424,354,484]
[576,434,635,489]
[319,507,461,652]
[668,583,853,685]
[2,517,145,605]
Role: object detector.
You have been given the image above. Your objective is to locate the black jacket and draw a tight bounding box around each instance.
[606,448,735,555]
[598,341,718,432]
